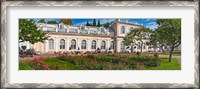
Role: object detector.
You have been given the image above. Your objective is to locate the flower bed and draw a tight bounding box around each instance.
[19,54,164,70]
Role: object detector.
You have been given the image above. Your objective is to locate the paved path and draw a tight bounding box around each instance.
[159,55,181,63]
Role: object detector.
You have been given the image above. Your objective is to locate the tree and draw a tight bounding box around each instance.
[38,19,46,23]
[103,22,110,28]
[47,20,57,24]
[60,19,72,25]
[97,20,101,27]
[124,27,151,53]
[19,19,48,44]
[93,19,96,26]
[149,30,166,53]
[155,19,181,62]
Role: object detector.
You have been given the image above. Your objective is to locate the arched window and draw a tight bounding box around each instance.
[101,41,106,49]
[49,39,54,49]
[130,27,134,31]
[81,40,86,49]
[121,26,125,34]
[91,40,96,49]
[71,39,76,49]
[60,39,65,49]
[110,41,115,49]
[121,41,125,50]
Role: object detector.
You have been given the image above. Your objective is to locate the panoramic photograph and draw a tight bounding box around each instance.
[19,18,181,70]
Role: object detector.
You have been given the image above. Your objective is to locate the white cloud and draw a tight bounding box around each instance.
[145,22,159,30]
[99,19,115,24]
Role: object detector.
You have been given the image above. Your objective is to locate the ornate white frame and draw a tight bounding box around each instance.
[1,1,199,89]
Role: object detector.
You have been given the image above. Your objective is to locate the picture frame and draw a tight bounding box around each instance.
[1,0,199,88]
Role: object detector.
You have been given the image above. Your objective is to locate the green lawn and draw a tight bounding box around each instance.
[144,58,181,70]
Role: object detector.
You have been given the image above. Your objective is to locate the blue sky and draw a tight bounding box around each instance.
[35,18,159,30]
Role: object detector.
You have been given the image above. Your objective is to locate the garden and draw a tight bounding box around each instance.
[19,53,181,70]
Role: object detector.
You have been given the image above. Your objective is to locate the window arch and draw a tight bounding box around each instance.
[71,39,76,49]
[110,41,115,49]
[60,39,65,49]
[49,39,54,49]
[121,41,125,50]
[91,40,96,49]
[81,40,87,49]
[101,41,106,49]
[121,26,125,34]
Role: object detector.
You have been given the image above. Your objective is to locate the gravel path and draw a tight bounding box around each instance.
[159,55,181,63]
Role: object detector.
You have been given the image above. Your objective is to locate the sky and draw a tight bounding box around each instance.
[35,18,159,30]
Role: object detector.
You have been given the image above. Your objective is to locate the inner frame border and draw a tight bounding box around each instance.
[1,1,199,88]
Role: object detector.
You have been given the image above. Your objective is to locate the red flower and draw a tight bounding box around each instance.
[93,58,97,61]
[44,64,50,70]
[103,67,110,70]
[31,58,37,62]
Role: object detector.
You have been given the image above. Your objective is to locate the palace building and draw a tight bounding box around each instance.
[19,19,159,54]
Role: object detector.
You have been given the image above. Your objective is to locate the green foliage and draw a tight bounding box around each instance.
[155,19,181,62]
[38,19,46,23]
[124,27,151,52]
[93,19,96,26]
[21,45,26,50]
[97,20,101,27]
[47,20,58,24]
[144,58,181,70]
[102,22,110,28]
[60,19,73,25]
[19,19,48,44]
[19,61,33,70]
[19,54,180,70]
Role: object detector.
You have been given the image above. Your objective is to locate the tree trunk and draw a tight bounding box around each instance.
[140,44,143,53]
[168,47,174,62]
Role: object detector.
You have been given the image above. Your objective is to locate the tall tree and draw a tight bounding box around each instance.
[19,19,48,44]
[124,27,151,53]
[86,21,90,26]
[97,20,101,27]
[155,19,181,62]
[93,19,96,26]
[38,19,46,23]
[60,19,72,25]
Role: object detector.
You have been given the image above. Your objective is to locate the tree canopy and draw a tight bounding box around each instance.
[154,19,181,62]
[97,20,101,27]
[60,19,73,25]
[124,27,151,53]
[19,19,48,44]
[47,20,58,24]
[38,19,46,23]
[93,19,96,26]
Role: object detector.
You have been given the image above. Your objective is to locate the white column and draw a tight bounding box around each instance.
[55,38,59,52]
[106,40,110,49]
[116,39,120,52]
[97,39,100,49]
[76,38,79,50]
[45,40,48,53]
[87,39,91,51]
[66,38,69,51]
